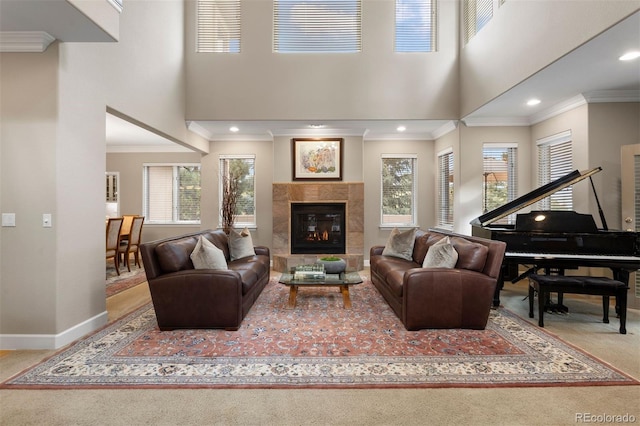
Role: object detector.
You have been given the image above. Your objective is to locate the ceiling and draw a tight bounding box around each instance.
[2,2,637,150]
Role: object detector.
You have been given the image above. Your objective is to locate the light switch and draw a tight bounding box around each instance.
[43,214,52,228]
[2,213,16,227]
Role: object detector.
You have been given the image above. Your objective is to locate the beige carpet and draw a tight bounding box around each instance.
[1,271,638,425]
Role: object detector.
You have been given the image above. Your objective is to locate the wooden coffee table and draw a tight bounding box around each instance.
[278,271,363,309]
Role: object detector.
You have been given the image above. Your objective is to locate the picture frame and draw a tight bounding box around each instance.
[292,138,343,181]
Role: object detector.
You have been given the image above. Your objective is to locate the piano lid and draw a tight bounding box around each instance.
[470,166,602,228]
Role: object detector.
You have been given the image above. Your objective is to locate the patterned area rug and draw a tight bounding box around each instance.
[106,259,146,297]
[3,277,637,389]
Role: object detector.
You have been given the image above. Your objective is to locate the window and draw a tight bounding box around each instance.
[381,155,417,227]
[219,155,256,228]
[483,143,518,223]
[437,149,454,227]
[273,0,362,53]
[395,0,437,52]
[537,131,573,210]
[463,0,493,43]
[197,0,241,53]
[143,164,201,224]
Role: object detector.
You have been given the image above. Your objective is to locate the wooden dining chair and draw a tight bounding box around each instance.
[106,217,124,275]
[118,216,144,272]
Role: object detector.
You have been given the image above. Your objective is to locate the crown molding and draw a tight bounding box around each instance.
[0,31,56,52]
[583,89,640,103]
[431,120,459,139]
[462,116,531,127]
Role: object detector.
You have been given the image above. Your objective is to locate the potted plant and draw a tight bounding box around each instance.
[317,256,347,274]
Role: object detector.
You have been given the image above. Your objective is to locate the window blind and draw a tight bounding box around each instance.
[438,150,454,227]
[464,0,493,43]
[144,165,201,223]
[197,0,241,53]
[273,0,362,53]
[395,0,437,52]
[537,133,573,210]
[483,144,517,223]
[145,166,174,222]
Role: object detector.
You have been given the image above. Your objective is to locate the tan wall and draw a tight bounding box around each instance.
[201,140,275,249]
[185,0,460,121]
[460,1,639,117]
[588,103,640,229]
[1,45,60,335]
[106,152,203,243]
[363,139,435,251]
[0,1,192,346]
[457,125,533,235]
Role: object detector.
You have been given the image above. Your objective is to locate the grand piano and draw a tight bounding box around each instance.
[471,166,640,306]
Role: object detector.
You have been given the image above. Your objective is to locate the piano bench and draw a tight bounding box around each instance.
[528,275,629,334]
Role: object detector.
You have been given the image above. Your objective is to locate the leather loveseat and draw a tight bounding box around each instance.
[140,229,270,331]
[370,229,506,330]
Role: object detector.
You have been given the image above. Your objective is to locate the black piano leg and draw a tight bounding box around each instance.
[537,288,546,327]
[528,284,535,318]
[617,291,627,335]
[602,296,610,323]
[493,274,504,307]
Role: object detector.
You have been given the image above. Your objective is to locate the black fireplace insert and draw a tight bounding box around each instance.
[291,203,346,254]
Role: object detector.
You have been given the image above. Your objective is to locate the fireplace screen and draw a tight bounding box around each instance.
[291,203,346,254]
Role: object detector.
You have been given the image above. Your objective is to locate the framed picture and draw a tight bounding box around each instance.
[292,138,343,181]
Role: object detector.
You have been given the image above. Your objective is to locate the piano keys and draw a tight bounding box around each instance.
[470,167,640,306]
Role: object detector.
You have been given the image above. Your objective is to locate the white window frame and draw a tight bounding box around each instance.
[143,163,202,225]
[395,0,437,53]
[482,143,518,223]
[437,148,454,229]
[380,154,418,228]
[537,131,573,211]
[219,154,257,229]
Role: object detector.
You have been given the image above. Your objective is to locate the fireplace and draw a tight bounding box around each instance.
[291,203,346,254]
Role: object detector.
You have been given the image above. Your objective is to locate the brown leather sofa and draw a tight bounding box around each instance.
[370,229,506,330]
[140,229,270,331]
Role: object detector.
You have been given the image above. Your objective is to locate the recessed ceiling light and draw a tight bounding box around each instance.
[619,51,640,61]
[396,125,406,132]
[308,124,325,129]
[229,126,239,132]
[526,99,541,106]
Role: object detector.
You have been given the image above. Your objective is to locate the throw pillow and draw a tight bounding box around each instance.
[381,227,417,261]
[229,227,256,261]
[190,236,228,270]
[422,236,458,268]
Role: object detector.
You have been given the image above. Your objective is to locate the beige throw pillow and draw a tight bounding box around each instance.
[422,236,458,268]
[229,227,256,261]
[381,227,417,261]
[190,236,228,270]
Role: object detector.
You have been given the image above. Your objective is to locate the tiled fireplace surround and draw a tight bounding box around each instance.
[272,182,365,272]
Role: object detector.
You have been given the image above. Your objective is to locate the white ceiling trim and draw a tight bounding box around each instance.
[0,31,56,52]
[107,145,193,153]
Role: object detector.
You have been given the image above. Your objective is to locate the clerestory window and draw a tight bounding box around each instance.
[273,0,362,53]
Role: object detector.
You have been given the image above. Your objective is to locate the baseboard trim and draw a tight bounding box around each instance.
[0,310,108,350]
